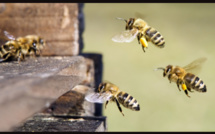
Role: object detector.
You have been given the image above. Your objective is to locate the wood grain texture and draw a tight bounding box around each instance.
[13,114,106,132]
[0,56,94,131]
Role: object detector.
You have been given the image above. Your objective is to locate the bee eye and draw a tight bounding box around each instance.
[32,42,37,48]
[39,39,44,45]
[98,83,106,92]
[128,20,133,26]
[166,68,171,73]
[101,85,105,90]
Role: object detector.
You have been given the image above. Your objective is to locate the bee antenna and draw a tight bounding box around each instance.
[116,17,127,23]
[154,67,165,71]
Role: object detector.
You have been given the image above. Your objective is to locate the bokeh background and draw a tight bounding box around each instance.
[83,3,215,131]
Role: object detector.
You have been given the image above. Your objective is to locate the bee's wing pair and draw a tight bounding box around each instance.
[111,29,138,43]
[183,57,207,74]
[0,30,16,45]
[85,92,113,104]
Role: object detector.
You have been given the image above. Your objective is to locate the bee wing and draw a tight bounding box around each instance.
[85,92,112,103]
[0,30,16,45]
[112,29,138,43]
[183,57,207,74]
[3,31,16,40]
[134,12,146,19]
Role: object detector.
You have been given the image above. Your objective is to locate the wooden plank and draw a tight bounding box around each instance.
[42,42,79,56]
[0,3,78,17]
[0,18,77,40]
[0,56,94,131]
[42,85,95,116]
[13,114,107,132]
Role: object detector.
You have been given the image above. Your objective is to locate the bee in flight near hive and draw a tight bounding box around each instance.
[85,82,140,116]
[0,30,45,63]
[112,17,165,52]
[155,57,207,97]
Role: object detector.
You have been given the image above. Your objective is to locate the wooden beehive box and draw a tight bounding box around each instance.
[0,3,79,56]
[0,3,105,131]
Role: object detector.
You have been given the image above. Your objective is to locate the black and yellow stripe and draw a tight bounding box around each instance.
[145,27,165,48]
[184,73,207,92]
[0,43,13,61]
[117,91,140,111]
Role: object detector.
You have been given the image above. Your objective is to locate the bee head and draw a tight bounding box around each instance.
[39,38,44,45]
[25,35,45,50]
[163,65,173,77]
[126,18,135,30]
[38,38,45,47]
[32,40,37,49]
[98,82,107,93]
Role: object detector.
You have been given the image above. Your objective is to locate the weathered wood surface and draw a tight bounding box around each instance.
[81,53,103,116]
[42,85,95,116]
[12,84,106,132]
[0,56,95,131]
[0,3,79,56]
[13,114,107,132]
[11,84,107,132]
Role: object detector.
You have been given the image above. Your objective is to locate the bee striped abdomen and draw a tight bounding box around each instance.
[117,91,140,111]
[0,47,3,58]
[0,45,9,58]
[145,27,165,48]
[184,73,207,92]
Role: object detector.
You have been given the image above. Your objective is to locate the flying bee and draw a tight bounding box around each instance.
[155,57,207,97]
[85,82,140,116]
[0,30,45,63]
[112,17,165,52]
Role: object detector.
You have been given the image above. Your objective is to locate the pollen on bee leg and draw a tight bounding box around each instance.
[181,84,190,97]
[181,83,187,91]
[140,37,148,48]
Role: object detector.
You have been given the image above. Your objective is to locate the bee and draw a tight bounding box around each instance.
[17,35,45,56]
[85,82,140,116]
[112,17,165,52]
[0,30,45,63]
[155,57,207,97]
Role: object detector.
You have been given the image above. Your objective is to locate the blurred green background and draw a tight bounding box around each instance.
[83,3,215,132]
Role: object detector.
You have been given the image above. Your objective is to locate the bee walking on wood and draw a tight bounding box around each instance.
[0,30,45,63]
[85,82,140,116]
[112,17,165,52]
[155,57,207,97]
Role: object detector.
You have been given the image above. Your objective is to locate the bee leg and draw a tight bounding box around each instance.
[0,52,11,62]
[115,99,124,116]
[141,45,146,52]
[184,90,190,98]
[17,51,21,63]
[36,49,41,56]
[187,86,194,92]
[176,79,181,91]
[28,49,36,59]
[181,82,190,98]
[32,50,37,60]
[137,33,141,44]
[17,51,25,64]
[137,33,147,53]
[105,101,109,109]
[168,74,172,83]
